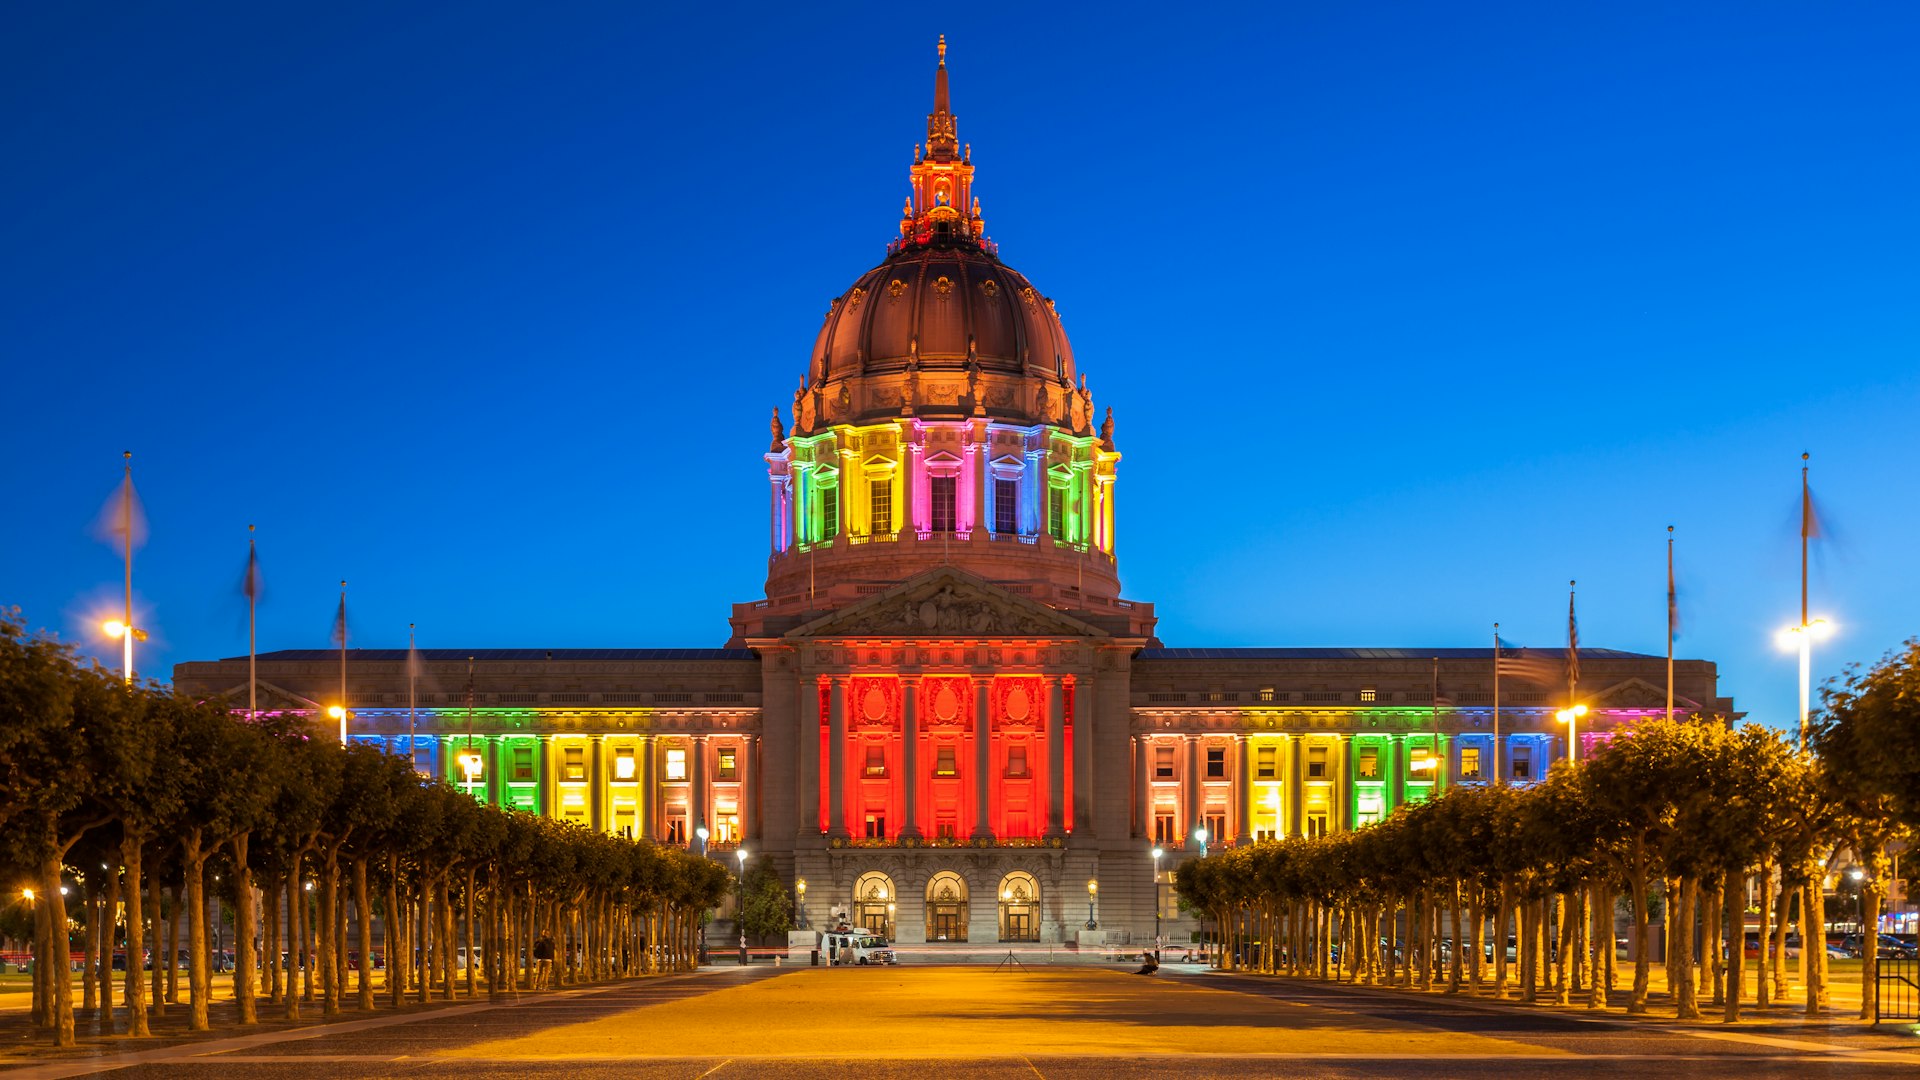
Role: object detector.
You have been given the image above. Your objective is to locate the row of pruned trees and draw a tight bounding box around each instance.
[0,612,734,1047]
[1174,641,1920,1023]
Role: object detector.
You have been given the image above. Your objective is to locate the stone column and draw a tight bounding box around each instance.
[970,435,988,536]
[1070,676,1093,835]
[900,682,923,839]
[1045,677,1066,838]
[589,734,605,832]
[1341,736,1358,832]
[903,439,921,534]
[537,736,555,821]
[1236,735,1255,844]
[739,735,756,841]
[1436,733,1451,794]
[1287,735,1306,838]
[484,736,502,808]
[1392,735,1408,810]
[1183,735,1202,849]
[971,679,993,839]
[797,679,820,838]
[637,734,655,838]
[827,679,849,838]
[1132,735,1149,839]
[691,734,709,840]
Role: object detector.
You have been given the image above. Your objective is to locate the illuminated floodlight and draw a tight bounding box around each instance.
[327,705,346,720]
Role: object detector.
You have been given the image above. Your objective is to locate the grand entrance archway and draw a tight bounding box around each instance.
[925,871,969,943]
[997,871,1041,942]
[853,871,896,940]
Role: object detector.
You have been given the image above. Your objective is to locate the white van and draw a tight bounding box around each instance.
[822,931,896,966]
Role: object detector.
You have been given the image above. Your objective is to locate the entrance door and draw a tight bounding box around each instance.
[1004,909,1032,941]
[859,906,889,938]
[931,906,964,942]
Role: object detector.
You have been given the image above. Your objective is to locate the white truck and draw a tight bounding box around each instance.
[821,930,897,966]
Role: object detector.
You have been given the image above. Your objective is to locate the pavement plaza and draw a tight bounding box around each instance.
[5,965,1920,1078]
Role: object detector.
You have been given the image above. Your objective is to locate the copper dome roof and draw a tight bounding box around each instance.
[809,241,1075,388]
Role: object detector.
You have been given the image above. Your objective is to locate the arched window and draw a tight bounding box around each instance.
[997,871,1041,942]
[925,870,969,943]
[852,871,896,940]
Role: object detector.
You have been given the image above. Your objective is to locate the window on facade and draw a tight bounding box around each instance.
[1307,746,1328,779]
[1256,746,1277,779]
[1203,812,1227,844]
[1006,745,1028,778]
[1205,746,1226,779]
[1048,486,1066,540]
[1152,811,1177,845]
[869,478,892,536]
[1258,687,1276,702]
[1358,747,1379,779]
[665,748,687,781]
[935,816,957,841]
[993,477,1017,533]
[665,815,687,845]
[1359,687,1377,702]
[934,745,958,777]
[714,813,739,844]
[1460,747,1482,780]
[864,744,887,778]
[562,746,586,782]
[820,485,839,539]
[929,476,957,533]
[512,746,534,782]
[1154,745,1175,779]
[864,813,887,840]
[717,748,737,780]
[612,748,634,781]
[1306,812,1329,839]
[1512,747,1531,781]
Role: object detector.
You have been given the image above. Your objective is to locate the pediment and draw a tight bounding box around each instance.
[200,680,322,712]
[786,568,1109,640]
[1593,677,1697,711]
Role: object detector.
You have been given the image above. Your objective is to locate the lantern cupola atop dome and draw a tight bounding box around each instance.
[730,38,1153,646]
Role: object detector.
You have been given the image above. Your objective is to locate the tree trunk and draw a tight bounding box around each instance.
[464,865,478,997]
[184,833,212,1032]
[100,865,119,1022]
[1628,860,1651,1012]
[354,857,374,1011]
[1802,878,1822,1015]
[1755,864,1772,1010]
[40,852,75,1045]
[121,834,150,1037]
[1861,884,1883,1021]
[1674,879,1701,1019]
[82,886,99,1018]
[266,871,282,1006]
[230,836,257,1025]
[150,864,167,1016]
[439,877,455,1000]
[1722,870,1743,1022]
[286,868,305,1020]
[386,856,404,1007]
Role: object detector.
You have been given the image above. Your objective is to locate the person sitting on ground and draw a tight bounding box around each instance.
[1134,949,1159,976]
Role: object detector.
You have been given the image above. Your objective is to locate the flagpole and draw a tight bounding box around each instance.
[120,447,134,680]
[1798,452,1810,753]
[1567,580,1579,765]
[338,580,348,746]
[1431,656,1440,786]
[408,624,417,764]
[249,525,257,720]
[1666,526,1675,724]
[1492,623,1501,787]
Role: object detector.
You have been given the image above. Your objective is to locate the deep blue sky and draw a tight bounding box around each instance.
[4,3,1915,731]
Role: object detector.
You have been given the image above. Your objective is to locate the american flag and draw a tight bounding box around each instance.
[331,585,348,648]
[1495,639,1560,686]
[1566,584,1581,689]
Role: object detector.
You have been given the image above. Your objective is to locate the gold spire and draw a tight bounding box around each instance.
[938,34,946,64]
[928,35,956,159]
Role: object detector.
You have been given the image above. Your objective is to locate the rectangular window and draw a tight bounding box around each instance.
[1153,811,1177,845]
[1204,812,1227,845]
[864,813,887,840]
[869,478,892,536]
[1256,746,1277,779]
[993,478,1017,533]
[717,748,737,780]
[865,744,887,778]
[935,816,957,841]
[1306,812,1329,839]
[930,476,957,533]
[714,812,739,844]
[1205,746,1226,779]
[562,746,586,782]
[1512,747,1531,781]
[612,748,635,781]
[1307,746,1328,779]
[1460,747,1482,780]
[821,486,839,539]
[665,815,687,845]
[934,745,958,777]
[665,748,687,781]
[512,746,534,782]
[1358,747,1379,779]
[1047,486,1065,540]
[1153,745,1175,779]
[1005,745,1028,778]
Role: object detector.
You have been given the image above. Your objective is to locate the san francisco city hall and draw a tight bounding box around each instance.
[175,43,1736,949]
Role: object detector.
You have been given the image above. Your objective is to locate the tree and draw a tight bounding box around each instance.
[737,858,794,940]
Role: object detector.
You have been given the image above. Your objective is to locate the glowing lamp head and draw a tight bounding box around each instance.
[327,705,346,720]
[1778,618,1835,650]
[1555,705,1588,724]
[695,826,710,842]
[1087,879,1098,897]
[457,751,484,781]
[795,879,806,895]
[1193,828,1208,845]
[1850,867,1867,882]
[21,888,34,902]
[1151,846,1163,860]
[102,620,127,639]
[736,849,748,866]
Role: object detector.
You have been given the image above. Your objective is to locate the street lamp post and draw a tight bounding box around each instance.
[1779,619,1833,753]
[1194,827,1208,857]
[1086,879,1098,930]
[695,825,710,858]
[1555,705,1588,765]
[327,705,352,747]
[102,620,147,687]
[795,878,807,929]
[1151,846,1164,959]
[736,848,749,964]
